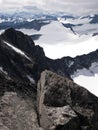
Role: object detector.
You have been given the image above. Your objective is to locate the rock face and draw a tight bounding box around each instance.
[37,70,98,130]
[0,92,39,130]
[0,73,40,130]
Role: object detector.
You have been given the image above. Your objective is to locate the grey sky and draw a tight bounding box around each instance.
[0,0,98,15]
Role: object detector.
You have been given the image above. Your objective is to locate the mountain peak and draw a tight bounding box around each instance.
[1,28,35,52]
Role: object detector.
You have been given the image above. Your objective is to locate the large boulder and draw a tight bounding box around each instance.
[0,92,39,130]
[37,70,98,130]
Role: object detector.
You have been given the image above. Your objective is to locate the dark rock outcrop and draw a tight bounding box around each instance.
[1,28,98,82]
[90,14,98,24]
[1,28,35,53]
[0,28,46,82]
[0,72,39,130]
[0,92,39,130]
[0,28,71,82]
[37,70,98,130]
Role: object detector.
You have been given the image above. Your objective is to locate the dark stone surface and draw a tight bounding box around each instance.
[37,70,98,130]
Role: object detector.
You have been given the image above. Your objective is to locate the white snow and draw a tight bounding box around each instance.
[17,28,37,35]
[31,21,98,59]
[0,30,4,34]
[3,41,31,61]
[72,62,98,78]
[73,74,98,97]
[71,68,94,79]
[35,21,77,44]
[15,19,98,63]
[36,35,98,59]
[72,62,98,97]
[73,23,98,35]
[16,20,98,59]
[68,61,74,68]
[58,17,92,25]
[58,17,98,35]
[27,19,34,22]
[0,18,6,23]
[27,75,35,84]
[0,66,8,75]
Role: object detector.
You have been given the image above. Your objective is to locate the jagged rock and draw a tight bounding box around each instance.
[37,70,98,130]
[1,28,35,52]
[0,92,39,130]
[0,29,46,82]
[1,28,98,82]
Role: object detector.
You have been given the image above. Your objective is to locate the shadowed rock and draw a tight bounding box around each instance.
[37,70,98,130]
[0,92,39,130]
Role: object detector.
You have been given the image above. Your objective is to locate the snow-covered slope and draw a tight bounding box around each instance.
[35,21,77,44]
[72,62,98,96]
[35,20,98,59]
[18,19,98,59]
[37,35,98,59]
[59,15,98,35]
[16,15,98,59]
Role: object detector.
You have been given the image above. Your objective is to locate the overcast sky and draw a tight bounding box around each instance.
[0,0,98,15]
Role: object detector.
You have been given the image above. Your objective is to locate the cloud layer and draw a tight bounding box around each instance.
[0,0,98,15]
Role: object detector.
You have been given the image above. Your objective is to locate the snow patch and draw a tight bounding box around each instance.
[27,19,34,22]
[0,18,6,23]
[72,62,98,78]
[0,67,8,75]
[3,41,31,61]
[0,30,4,34]
[27,75,35,84]
[71,68,94,79]
[89,62,98,73]
[68,61,74,68]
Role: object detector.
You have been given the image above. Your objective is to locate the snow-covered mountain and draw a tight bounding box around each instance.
[0,13,98,37]
[0,28,98,97]
[2,13,96,59]
[0,13,98,97]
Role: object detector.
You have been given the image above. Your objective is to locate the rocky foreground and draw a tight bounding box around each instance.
[0,70,98,130]
[0,28,98,130]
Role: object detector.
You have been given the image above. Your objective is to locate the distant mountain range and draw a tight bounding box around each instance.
[0,13,98,36]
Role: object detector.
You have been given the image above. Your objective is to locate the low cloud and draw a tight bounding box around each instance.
[0,0,98,15]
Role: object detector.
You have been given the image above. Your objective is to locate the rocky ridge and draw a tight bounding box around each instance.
[37,70,98,130]
[1,28,98,81]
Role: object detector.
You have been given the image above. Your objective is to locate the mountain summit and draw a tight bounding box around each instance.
[0,28,98,130]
